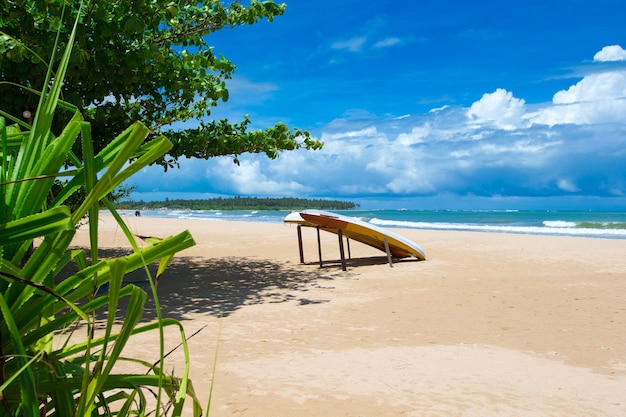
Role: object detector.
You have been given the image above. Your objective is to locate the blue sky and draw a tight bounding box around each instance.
[128,0,626,209]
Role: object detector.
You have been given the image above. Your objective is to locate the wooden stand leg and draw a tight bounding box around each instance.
[337,228,347,271]
[316,227,323,267]
[384,237,393,267]
[297,225,304,264]
[346,238,351,259]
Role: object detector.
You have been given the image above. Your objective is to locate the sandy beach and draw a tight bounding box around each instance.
[71,213,626,416]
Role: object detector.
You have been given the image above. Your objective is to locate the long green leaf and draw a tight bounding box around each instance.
[47,123,137,208]
[101,200,171,415]
[55,318,182,361]
[16,284,138,354]
[1,228,75,327]
[0,206,72,245]
[12,113,83,220]
[8,4,79,206]
[54,229,195,304]
[79,282,146,416]
[80,120,99,263]
[36,373,182,394]
[46,358,76,417]
[0,1,203,414]
[1,116,8,215]
[28,228,76,280]
[109,135,173,189]
[0,269,89,320]
[0,350,44,405]
[72,122,153,224]
[0,293,39,417]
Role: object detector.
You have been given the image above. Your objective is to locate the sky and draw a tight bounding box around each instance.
[127,0,626,210]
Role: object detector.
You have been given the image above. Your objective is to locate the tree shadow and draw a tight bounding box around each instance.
[65,247,341,322]
[143,255,337,320]
[63,247,417,325]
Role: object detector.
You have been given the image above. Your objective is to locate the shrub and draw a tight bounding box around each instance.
[0,6,201,416]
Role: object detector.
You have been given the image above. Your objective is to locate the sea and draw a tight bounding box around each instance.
[124,209,626,240]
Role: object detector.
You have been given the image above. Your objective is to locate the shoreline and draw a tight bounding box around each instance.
[115,208,626,240]
[72,213,626,416]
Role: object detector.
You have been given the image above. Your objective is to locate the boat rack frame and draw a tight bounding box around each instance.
[295,224,394,271]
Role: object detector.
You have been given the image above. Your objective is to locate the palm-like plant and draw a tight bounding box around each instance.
[0,6,202,417]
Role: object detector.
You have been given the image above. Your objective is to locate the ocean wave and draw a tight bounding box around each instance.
[370,218,626,238]
[577,221,626,229]
[123,209,626,239]
[543,221,577,228]
[544,220,626,230]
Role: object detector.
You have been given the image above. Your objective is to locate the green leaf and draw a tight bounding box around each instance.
[0,0,318,169]
[0,206,73,245]
[0,293,39,417]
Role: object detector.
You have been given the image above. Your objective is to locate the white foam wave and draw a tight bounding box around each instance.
[370,218,626,238]
[543,220,577,228]
[175,215,221,221]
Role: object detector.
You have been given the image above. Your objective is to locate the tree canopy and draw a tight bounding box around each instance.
[121,196,360,211]
[0,0,322,167]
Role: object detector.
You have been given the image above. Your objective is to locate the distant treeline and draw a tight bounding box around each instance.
[120,196,359,211]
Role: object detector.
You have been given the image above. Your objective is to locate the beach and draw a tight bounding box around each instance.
[72,213,626,416]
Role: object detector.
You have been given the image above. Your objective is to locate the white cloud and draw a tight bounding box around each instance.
[528,71,626,126]
[557,179,580,192]
[467,88,527,130]
[553,71,626,103]
[331,36,367,52]
[331,35,403,53]
[429,105,449,113]
[218,158,308,195]
[373,37,401,48]
[228,77,278,93]
[129,45,626,204]
[593,45,626,62]
[319,126,383,159]
[396,125,432,146]
[321,126,378,141]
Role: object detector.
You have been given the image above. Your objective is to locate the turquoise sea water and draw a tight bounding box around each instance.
[125,209,626,240]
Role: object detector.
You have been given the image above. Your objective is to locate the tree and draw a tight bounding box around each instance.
[0,0,322,168]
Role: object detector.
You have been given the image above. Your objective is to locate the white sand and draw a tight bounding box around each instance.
[71,213,626,416]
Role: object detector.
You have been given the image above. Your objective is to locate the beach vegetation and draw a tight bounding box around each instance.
[0,0,323,170]
[0,5,202,416]
[121,196,360,211]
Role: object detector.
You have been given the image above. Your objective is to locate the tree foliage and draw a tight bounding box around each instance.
[0,0,322,167]
[121,196,360,211]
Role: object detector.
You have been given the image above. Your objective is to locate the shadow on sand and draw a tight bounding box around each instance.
[144,255,340,320]
[140,253,420,321]
[66,247,417,324]
[79,248,347,322]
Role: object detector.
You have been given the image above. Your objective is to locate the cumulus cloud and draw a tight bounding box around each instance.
[528,70,626,126]
[553,72,626,104]
[396,126,428,146]
[130,45,626,205]
[467,88,527,130]
[593,45,626,62]
[216,158,308,195]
